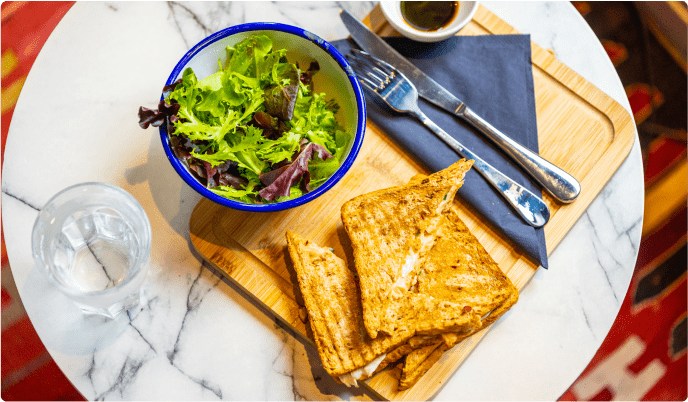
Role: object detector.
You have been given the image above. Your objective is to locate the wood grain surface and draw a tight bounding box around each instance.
[189,4,635,400]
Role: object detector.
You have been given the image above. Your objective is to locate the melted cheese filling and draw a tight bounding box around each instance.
[441,332,460,346]
[390,186,457,295]
[338,353,387,387]
[481,308,496,321]
[341,186,461,387]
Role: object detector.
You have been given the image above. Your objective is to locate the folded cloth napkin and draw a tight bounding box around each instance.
[333,35,548,269]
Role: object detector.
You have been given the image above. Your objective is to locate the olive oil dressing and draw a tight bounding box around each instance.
[400,1,460,32]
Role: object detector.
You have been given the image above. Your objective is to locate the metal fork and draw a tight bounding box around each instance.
[348,50,550,227]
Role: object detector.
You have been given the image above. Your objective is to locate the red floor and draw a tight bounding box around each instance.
[2,2,686,401]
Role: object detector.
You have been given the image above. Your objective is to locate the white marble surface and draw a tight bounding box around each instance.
[2,1,644,400]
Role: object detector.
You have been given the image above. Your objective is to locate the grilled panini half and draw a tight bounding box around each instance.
[380,205,519,335]
[417,207,519,330]
[285,231,413,384]
[399,342,449,391]
[341,159,474,339]
[389,206,520,389]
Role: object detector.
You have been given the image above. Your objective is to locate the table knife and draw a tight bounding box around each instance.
[340,10,581,203]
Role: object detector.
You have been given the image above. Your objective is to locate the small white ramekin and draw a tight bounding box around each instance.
[380,1,479,43]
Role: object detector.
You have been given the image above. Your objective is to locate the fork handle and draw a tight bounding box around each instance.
[411,109,550,228]
[459,106,581,203]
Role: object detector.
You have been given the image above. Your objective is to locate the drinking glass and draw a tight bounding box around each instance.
[31,182,152,319]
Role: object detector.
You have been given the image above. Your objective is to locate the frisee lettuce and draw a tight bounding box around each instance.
[163,34,350,203]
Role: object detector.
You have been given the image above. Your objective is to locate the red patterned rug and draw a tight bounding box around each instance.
[1,2,685,400]
[560,3,686,400]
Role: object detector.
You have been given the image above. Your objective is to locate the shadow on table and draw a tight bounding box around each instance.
[192,239,375,400]
[124,130,202,243]
[20,264,140,355]
[124,133,373,399]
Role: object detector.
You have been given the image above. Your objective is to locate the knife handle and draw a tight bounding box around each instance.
[459,106,581,203]
[412,109,550,228]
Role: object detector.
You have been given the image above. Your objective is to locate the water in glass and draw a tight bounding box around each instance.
[32,183,151,319]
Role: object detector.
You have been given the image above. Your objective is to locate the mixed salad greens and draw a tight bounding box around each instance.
[138,34,351,203]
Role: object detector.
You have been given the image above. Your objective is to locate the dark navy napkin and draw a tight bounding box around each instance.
[333,35,548,269]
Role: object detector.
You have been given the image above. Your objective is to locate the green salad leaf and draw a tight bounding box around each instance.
[308,154,341,189]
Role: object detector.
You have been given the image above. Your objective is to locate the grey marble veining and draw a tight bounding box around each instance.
[2,2,643,400]
[162,1,376,51]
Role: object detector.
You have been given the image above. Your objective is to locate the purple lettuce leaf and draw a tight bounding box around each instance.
[264,84,299,121]
[299,61,320,86]
[202,161,218,188]
[258,164,291,187]
[162,79,182,99]
[219,172,248,190]
[216,161,247,190]
[250,111,282,140]
[258,143,333,201]
[158,100,180,116]
[138,107,167,129]
[137,79,182,129]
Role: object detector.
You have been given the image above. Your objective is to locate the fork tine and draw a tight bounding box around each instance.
[362,70,385,87]
[357,75,378,93]
[351,49,396,77]
[351,58,393,86]
[349,51,390,80]
[371,66,391,81]
[347,55,387,88]
[347,62,377,87]
[365,74,385,90]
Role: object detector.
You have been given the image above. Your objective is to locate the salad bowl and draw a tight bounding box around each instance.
[159,22,366,212]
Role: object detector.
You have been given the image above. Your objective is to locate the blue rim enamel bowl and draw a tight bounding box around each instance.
[159,22,366,212]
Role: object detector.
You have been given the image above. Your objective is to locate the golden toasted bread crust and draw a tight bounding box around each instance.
[341,160,474,338]
[286,231,413,377]
[287,159,519,389]
[371,334,444,375]
[372,344,414,376]
[399,343,450,391]
[380,292,482,336]
[402,342,443,375]
[416,208,519,324]
[378,205,519,335]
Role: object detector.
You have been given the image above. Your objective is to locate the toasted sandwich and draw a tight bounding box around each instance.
[378,206,519,335]
[384,205,520,389]
[339,162,519,389]
[287,160,519,390]
[341,159,474,339]
[285,230,413,386]
[399,342,449,391]
[286,230,473,388]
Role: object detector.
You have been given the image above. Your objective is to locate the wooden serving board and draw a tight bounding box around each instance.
[189,5,635,401]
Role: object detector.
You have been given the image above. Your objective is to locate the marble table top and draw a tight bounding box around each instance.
[2,2,643,400]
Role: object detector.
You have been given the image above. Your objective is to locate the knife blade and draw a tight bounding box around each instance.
[340,10,581,203]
